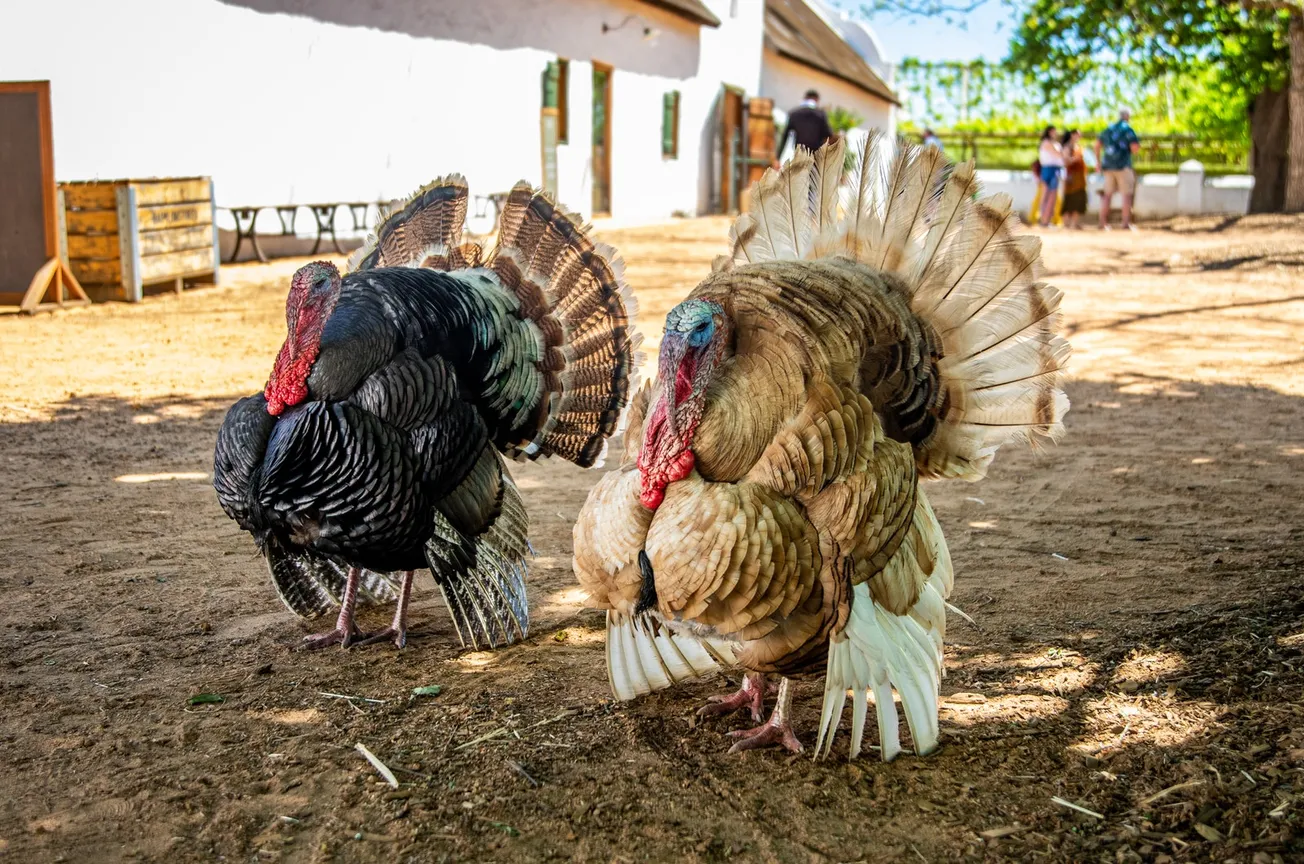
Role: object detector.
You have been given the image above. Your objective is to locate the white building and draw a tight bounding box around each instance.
[1,0,894,228]
[761,0,898,143]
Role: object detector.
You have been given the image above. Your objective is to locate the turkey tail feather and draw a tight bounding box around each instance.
[724,132,1069,481]
[490,184,642,468]
[349,175,639,469]
[606,612,738,701]
[348,175,473,273]
[263,537,400,619]
[426,467,531,650]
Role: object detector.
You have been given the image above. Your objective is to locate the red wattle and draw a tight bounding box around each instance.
[264,342,317,416]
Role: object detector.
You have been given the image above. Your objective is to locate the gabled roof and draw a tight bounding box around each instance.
[641,0,721,28]
[764,0,899,105]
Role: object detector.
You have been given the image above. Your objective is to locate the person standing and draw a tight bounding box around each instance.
[922,128,943,151]
[1060,129,1088,229]
[1095,108,1141,230]
[775,89,834,166]
[1037,125,1063,228]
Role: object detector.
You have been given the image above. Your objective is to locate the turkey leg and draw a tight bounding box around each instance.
[726,677,804,754]
[301,566,362,649]
[357,570,415,649]
[698,672,771,721]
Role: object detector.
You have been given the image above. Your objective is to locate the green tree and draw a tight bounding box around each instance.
[857,0,1302,212]
[1006,0,1301,212]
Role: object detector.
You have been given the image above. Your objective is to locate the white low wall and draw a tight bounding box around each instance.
[974,162,1254,221]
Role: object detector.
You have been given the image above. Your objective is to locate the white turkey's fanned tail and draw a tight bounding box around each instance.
[606,612,737,701]
[724,132,1070,481]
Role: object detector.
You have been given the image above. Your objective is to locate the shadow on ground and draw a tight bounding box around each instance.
[0,375,1301,862]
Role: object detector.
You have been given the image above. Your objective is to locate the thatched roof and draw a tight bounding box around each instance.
[641,0,721,28]
[764,0,899,105]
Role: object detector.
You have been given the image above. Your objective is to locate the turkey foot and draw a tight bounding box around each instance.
[698,672,770,721]
[726,677,804,754]
[301,625,359,650]
[300,565,362,650]
[356,570,414,649]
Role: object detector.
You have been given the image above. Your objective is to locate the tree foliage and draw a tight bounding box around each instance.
[1007,0,1291,111]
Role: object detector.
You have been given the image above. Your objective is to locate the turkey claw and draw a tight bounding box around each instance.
[726,719,805,755]
[698,675,769,722]
[356,625,407,649]
[300,627,358,650]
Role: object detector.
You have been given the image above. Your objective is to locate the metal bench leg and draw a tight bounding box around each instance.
[229,208,268,264]
[310,205,344,256]
[349,204,368,231]
[275,206,299,236]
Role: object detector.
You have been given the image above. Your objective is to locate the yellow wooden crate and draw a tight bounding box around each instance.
[59,177,219,302]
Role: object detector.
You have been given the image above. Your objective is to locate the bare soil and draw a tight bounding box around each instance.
[2,215,1303,863]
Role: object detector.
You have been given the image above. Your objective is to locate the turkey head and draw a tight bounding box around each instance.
[637,299,732,509]
[265,261,342,415]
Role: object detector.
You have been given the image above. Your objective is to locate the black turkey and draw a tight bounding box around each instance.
[213,176,641,649]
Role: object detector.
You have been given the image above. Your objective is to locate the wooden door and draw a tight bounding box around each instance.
[719,86,745,212]
[591,63,612,216]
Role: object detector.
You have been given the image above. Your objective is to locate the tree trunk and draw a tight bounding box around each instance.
[1249,87,1289,213]
[1287,13,1304,212]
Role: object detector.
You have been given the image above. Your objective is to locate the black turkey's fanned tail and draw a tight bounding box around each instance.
[491,186,641,467]
[263,536,401,619]
[426,458,531,649]
[346,174,640,470]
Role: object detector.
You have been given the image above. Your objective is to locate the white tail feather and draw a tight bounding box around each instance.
[726,131,1070,482]
[605,612,736,701]
[815,491,953,761]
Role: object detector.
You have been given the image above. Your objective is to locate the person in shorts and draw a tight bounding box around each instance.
[1060,129,1088,229]
[1095,109,1141,229]
[1037,125,1063,228]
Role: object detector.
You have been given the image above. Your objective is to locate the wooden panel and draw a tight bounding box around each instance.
[540,108,559,196]
[136,202,212,231]
[69,257,122,284]
[138,224,212,256]
[67,232,120,259]
[0,81,56,296]
[62,184,119,209]
[133,178,211,206]
[139,246,214,283]
[85,282,127,303]
[66,208,118,234]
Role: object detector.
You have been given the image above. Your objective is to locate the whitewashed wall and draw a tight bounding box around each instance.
[0,0,761,226]
[760,50,894,145]
[974,166,1254,220]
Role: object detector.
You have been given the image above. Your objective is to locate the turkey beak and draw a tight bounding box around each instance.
[658,336,688,439]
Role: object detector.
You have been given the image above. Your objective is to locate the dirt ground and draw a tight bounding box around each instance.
[2,213,1303,864]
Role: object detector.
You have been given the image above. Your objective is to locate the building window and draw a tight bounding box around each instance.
[542,59,570,145]
[662,90,680,159]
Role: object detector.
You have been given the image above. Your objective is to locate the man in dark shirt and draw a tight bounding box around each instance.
[776,89,834,165]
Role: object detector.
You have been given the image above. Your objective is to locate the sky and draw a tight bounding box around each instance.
[831,1,1019,63]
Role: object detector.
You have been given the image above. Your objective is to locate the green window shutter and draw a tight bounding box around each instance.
[542,61,560,109]
[662,91,679,158]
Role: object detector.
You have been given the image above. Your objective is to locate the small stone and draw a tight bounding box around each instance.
[1252,852,1272,864]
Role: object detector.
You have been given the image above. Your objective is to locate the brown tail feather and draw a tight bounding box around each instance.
[349,175,640,470]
